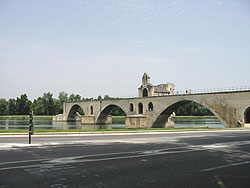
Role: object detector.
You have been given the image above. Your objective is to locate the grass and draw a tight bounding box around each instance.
[0,115,216,121]
[0,126,224,133]
[0,115,53,120]
[0,115,222,134]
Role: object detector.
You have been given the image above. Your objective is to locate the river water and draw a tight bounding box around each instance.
[0,117,224,130]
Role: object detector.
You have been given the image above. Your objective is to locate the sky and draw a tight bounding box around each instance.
[0,0,250,100]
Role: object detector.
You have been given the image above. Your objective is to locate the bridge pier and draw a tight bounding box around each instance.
[53,91,250,129]
[97,115,112,125]
[164,115,175,128]
[52,114,67,122]
[81,115,95,125]
[125,115,147,128]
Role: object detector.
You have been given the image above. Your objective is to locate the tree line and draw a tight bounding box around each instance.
[175,102,213,116]
[0,92,99,116]
[0,92,213,116]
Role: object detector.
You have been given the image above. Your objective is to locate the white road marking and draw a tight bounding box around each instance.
[0,158,51,166]
[200,161,250,172]
[200,141,250,149]
[0,147,201,171]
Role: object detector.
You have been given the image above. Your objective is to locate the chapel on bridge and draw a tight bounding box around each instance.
[138,72,175,97]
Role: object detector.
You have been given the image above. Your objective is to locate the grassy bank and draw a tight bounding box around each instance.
[0,115,216,121]
[0,126,223,133]
[0,115,53,120]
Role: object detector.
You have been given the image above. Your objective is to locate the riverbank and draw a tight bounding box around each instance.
[0,115,53,120]
[0,126,223,134]
[0,115,216,121]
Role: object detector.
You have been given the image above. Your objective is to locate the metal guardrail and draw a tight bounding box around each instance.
[174,86,250,95]
[72,86,250,101]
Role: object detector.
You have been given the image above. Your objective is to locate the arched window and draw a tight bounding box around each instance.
[138,103,143,114]
[245,107,250,123]
[90,106,93,115]
[143,88,148,97]
[130,103,134,112]
[148,102,153,112]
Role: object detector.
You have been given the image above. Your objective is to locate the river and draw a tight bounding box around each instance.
[0,117,224,130]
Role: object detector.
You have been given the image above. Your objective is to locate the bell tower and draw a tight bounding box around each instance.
[142,72,151,86]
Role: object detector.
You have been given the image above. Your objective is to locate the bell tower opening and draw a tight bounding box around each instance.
[143,88,148,97]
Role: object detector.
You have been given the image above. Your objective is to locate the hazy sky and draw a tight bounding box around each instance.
[1,0,250,100]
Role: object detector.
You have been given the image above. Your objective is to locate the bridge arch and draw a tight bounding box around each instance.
[97,104,127,125]
[244,107,250,124]
[152,100,224,128]
[67,104,85,122]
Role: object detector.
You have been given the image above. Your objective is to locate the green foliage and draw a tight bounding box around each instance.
[7,99,16,115]
[57,91,69,114]
[68,93,82,102]
[58,91,68,103]
[97,95,102,100]
[104,95,111,99]
[16,94,32,115]
[31,97,44,115]
[175,102,213,116]
[1,93,213,117]
[0,99,8,115]
[110,107,126,116]
[41,92,56,115]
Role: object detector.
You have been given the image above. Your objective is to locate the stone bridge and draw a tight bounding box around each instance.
[53,91,250,128]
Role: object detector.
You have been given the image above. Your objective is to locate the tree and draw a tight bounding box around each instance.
[16,94,32,115]
[74,94,81,102]
[58,91,69,113]
[69,94,75,102]
[0,99,8,115]
[104,95,111,100]
[110,107,126,116]
[54,98,61,114]
[68,93,82,102]
[42,92,56,115]
[97,95,102,100]
[58,91,68,103]
[7,98,16,115]
[175,102,213,116]
[31,97,44,115]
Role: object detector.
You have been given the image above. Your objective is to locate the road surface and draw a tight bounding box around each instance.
[0,130,250,188]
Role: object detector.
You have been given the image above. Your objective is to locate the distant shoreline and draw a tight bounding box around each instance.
[0,115,53,120]
[0,115,216,121]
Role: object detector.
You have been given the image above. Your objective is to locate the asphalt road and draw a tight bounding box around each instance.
[0,130,250,188]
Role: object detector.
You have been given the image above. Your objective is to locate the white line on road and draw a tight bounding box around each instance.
[200,141,250,149]
[0,147,202,171]
[200,161,250,172]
